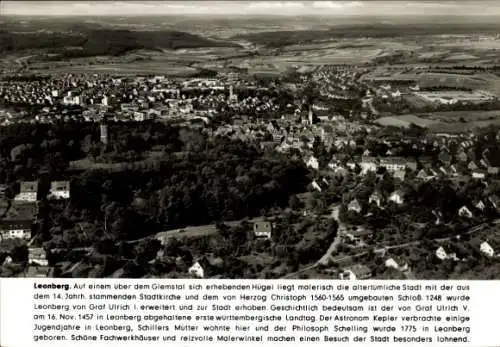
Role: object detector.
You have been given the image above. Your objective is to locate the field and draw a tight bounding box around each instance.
[154,217,266,244]
[375,110,500,133]
[31,62,199,76]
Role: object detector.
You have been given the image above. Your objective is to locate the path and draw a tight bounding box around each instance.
[282,217,499,279]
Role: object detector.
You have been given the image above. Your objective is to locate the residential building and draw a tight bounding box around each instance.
[0,202,36,240]
[0,221,32,240]
[311,180,322,192]
[369,191,384,207]
[389,190,404,205]
[22,265,51,278]
[305,156,319,170]
[359,156,378,174]
[475,200,486,211]
[457,151,468,162]
[480,241,495,258]
[253,221,272,239]
[472,171,486,180]
[435,246,448,260]
[49,181,70,200]
[348,199,362,213]
[488,195,500,211]
[188,258,214,278]
[339,264,371,280]
[458,206,473,219]
[438,150,452,165]
[29,248,49,266]
[14,181,38,202]
[384,258,408,272]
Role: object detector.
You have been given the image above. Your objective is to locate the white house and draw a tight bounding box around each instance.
[436,246,448,260]
[472,172,486,180]
[49,181,70,200]
[188,262,204,278]
[253,221,272,239]
[306,156,319,170]
[359,157,378,174]
[339,264,371,280]
[188,258,213,278]
[475,200,486,211]
[29,248,49,266]
[385,258,399,270]
[1,227,31,240]
[311,180,322,192]
[339,269,357,280]
[480,241,495,258]
[369,191,383,208]
[389,190,404,205]
[385,258,409,272]
[391,90,402,98]
[2,255,12,265]
[348,199,362,213]
[458,206,473,219]
[14,181,38,202]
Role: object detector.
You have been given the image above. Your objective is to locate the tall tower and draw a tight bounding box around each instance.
[308,105,313,125]
[229,85,234,99]
[100,122,108,146]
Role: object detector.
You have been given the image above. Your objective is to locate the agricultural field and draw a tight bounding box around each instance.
[375,110,500,133]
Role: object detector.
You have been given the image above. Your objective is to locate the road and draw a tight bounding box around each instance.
[281,205,345,279]
[282,217,500,279]
[366,98,380,116]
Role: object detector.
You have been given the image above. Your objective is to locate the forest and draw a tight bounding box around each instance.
[0,121,310,251]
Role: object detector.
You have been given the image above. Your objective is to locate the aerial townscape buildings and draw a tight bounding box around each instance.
[2,6,500,280]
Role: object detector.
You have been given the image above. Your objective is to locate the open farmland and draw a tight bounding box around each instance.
[375,115,440,128]
[31,62,199,76]
[375,110,500,133]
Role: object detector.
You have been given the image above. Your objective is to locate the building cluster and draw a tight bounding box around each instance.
[0,73,279,126]
[0,180,70,241]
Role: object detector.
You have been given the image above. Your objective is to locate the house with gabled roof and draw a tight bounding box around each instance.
[339,264,371,280]
[369,190,384,208]
[14,181,38,202]
[480,241,495,258]
[188,257,216,278]
[305,155,319,170]
[439,150,452,165]
[49,181,70,200]
[457,151,468,163]
[348,199,362,213]
[458,205,473,219]
[253,221,272,239]
[488,195,500,211]
[389,190,404,205]
[468,161,479,171]
[436,246,448,260]
[474,200,486,211]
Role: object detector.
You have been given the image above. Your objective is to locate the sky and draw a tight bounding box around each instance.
[1,1,500,17]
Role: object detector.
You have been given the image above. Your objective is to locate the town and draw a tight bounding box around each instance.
[2,6,500,280]
[1,62,500,280]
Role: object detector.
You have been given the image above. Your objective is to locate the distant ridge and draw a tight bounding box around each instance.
[232,22,500,47]
[0,27,240,57]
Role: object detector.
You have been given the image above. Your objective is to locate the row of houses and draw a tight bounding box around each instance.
[12,180,70,203]
[436,240,497,261]
[0,180,70,241]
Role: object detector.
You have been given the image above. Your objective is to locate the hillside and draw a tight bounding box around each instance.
[0,28,240,57]
[232,23,500,47]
